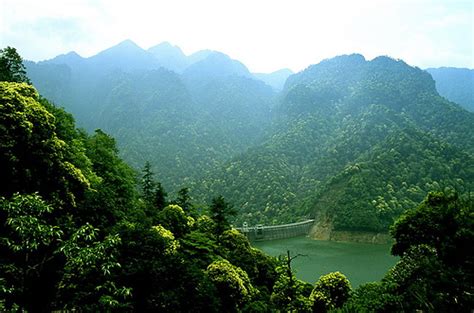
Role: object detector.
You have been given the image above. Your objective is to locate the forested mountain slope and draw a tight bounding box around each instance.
[426,67,474,112]
[25,44,473,233]
[25,41,275,190]
[195,55,474,232]
[2,46,473,312]
[254,68,293,91]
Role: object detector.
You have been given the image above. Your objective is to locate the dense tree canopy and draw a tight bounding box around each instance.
[0,47,30,84]
[343,191,474,312]
[2,46,473,312]
[0,68,283,312]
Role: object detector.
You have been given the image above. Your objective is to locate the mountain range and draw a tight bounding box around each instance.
[25,40,474,234]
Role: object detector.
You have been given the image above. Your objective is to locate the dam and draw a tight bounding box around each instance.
[235,219,315,241]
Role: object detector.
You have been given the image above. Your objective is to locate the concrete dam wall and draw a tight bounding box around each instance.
[235,220,315,241]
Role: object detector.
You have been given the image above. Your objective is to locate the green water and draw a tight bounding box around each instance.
[253,237,398,287]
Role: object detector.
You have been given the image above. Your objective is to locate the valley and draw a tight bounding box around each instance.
[2,0,473,310]
[1,38,473,312]
[25,42,474,234]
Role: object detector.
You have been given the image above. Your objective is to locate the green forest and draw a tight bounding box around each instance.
[1,47,473,312]
[25,45,474,234]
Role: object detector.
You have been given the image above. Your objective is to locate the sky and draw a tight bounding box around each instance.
[1,0,472,73]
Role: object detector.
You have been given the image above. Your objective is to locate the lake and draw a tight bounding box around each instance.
[253,236,398,287]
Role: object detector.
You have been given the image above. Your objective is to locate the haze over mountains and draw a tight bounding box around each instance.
[426,67,474,112]
[25,40,474,234]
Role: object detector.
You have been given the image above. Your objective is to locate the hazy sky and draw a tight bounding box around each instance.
[1,0,472,72]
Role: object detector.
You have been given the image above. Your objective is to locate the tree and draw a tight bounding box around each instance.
[114,222,185,311]
[218,229,278,290]
[310,271,351,311]
[388,191,474,311]
[0,193,125,312]
[343,191,474,312]
[141,161,155,204]
[154,182,167,211]
[0,193,62,311]
[175,187,196,214]
[80,129,138,230]
[342,281,401,312]
[209,195,236,235]
[0,47,30,84]
[0,82,89,206]
[156,204,193,238]
[206,259,256,312]
[270,251,313,312]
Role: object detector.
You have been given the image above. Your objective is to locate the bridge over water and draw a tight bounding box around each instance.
[235,219,315,241]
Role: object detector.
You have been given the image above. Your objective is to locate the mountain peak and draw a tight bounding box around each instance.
[148,41,185,56]
[319,53,366,66]
[184,51,252,79]
[88,39,159,72]
[115,39,141,49]
[147,42,187,73]
[94,39,145,57]
[44,51,84,66]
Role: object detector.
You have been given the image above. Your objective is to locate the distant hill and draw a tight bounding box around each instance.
[426,67,474,112]
[195,54,474,232]
[147,42,189,73]
[25,40,275,191]
[25,43,474,233]
[254,68,293,91]
[183,51,253,81]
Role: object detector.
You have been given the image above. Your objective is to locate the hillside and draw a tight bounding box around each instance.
[25,45,474,233]
[195,55,474,232]
[3,38,473,313]
[25,41,275,190]
[254,68,293,91]
[426,67,474,112]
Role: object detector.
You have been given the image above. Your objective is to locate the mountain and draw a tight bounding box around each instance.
[194,54,474,232]
[87,39,160,72]
[183,51,253,82]
[25,44,473,234]
[426,67,474,112]
[187,49,214,65]
[46,51,85,67]
[147,41,189,73]
[254,68,293,91]
[26,41,275,191]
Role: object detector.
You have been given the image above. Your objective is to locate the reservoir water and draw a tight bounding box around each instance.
[253,236,398,287]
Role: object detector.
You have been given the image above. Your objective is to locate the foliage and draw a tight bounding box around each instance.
[0,193,126,312]
[1,48,290,312]
[342,191,474,312]
[25,45,474,235]
[4,46,473,312]
[270,270,313,312]
[219,229,279,290]
[206,259,257,312]
[141,161,155,204]
[174,187,194,214]
[80,129,138,230]
[0,82,89,207]
[310,271,351,311]
[197,55,474,231]
[156,204,193,238]
[387,191,474,311]
[341,282,401,312]
[209,195,237,235]
[154,181,167,211]
[0,47,30,84]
